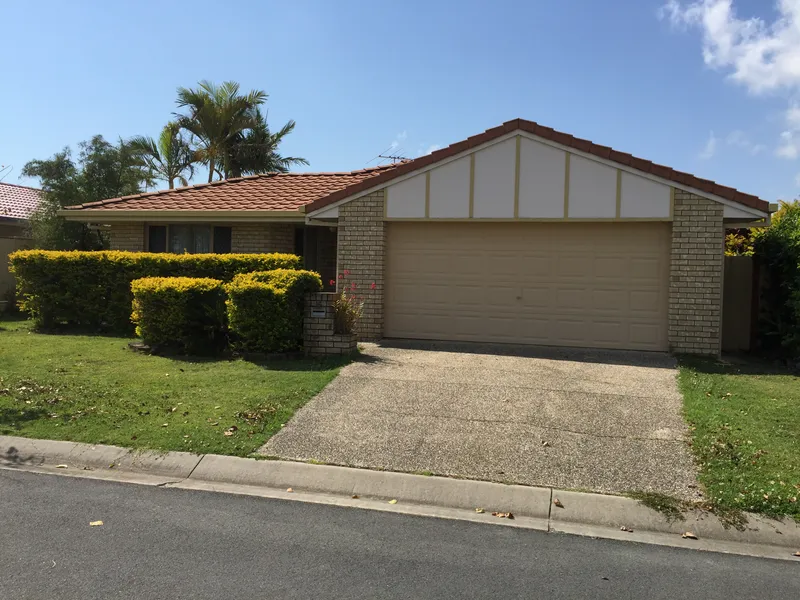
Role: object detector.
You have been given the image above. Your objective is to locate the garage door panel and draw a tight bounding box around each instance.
[386,222,669,351]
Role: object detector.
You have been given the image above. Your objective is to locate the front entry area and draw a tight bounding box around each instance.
[384,222,670,351]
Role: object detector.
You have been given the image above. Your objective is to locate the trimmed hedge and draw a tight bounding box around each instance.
[131,277,227,355]
[226,269,322,353]
[9,250,301,332]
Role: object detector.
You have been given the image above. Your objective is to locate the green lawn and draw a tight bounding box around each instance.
[0,317,346,457]
[679,357,800,520]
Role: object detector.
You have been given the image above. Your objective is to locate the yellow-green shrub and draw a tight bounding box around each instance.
[9,250,300,332]
[131,277,227,354]
[226,269,322,353]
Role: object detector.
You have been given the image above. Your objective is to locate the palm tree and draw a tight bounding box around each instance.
[175,80,267,182]
[225,108,308,178]
[128,123,195,189]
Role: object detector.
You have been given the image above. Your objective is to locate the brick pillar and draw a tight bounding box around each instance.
[668,191,724,355]
[108,223,145,251]
[337,190,385,341]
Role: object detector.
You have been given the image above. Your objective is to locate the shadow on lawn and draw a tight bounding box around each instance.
[679,354,800,378]
[0,407,49,431]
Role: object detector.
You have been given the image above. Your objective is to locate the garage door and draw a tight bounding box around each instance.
[385,222,670,351]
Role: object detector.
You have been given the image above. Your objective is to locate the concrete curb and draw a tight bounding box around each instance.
[2,435,799,559]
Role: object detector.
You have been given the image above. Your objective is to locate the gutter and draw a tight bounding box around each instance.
[58,209,306,223]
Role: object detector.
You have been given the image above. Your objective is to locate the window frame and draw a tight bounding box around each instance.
[145,223,232,254]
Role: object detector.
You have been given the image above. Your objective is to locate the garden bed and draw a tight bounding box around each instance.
[0,317,347,457]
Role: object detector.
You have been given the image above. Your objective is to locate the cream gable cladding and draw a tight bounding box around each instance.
[383,134,679,220]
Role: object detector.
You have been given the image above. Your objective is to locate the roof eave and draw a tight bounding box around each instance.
[59,209,305,223]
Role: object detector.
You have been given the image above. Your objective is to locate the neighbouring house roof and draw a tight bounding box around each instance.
[0,182,42,221]
[63,164,401,213]
[61,118,769,218]
[306,119,769,214]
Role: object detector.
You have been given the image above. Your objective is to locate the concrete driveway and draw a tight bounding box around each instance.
[261,342,700,500]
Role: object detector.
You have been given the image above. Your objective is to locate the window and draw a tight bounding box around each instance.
[213,226,232,254]
[148,226,167,253]
[147,225,232,254]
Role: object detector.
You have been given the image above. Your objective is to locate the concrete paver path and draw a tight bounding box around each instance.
[261,342,700,499]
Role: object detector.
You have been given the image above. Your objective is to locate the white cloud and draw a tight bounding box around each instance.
[699,131,718,158]
[660,0,800,95]
[662,1,800,160]
[389,130,407,151]
[777,130,800,158]
[725,129,766,154]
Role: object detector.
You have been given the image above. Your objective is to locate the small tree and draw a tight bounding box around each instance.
[753,200,800,358]
[22,136,152,250]
[128,122,195,189]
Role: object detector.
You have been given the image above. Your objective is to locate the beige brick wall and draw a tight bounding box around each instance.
[231,223,295,254]
[108,222,145,251]
[668,191,724,356]
[337,190,385,341]
[109,222,296,254]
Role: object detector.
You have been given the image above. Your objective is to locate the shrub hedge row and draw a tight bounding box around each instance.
[226,270,322,353]
[9,250,301,332]
[131,277,227,355]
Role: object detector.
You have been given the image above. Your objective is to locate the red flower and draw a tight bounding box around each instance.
[344,269,351,276]
[351,282,357,290]
[370,282,376,290]
[338,274,343,279]
[329,279,335,286]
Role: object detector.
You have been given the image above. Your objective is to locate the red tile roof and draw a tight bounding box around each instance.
[307,119,769,214]
[64,164,401,212]
[0,183,42,220]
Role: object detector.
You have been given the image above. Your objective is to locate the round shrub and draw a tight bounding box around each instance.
[131,277,227,355]
[226,269,322,353]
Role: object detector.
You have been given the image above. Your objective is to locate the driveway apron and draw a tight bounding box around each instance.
[261,342,700,500]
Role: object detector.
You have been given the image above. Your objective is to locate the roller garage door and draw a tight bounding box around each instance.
[385,222,670,351]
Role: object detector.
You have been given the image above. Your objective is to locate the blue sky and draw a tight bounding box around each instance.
[1,0,797,201]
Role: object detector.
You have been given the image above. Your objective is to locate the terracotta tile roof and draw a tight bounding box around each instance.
[64,164,402,212]
[307,118,769,214]
[0,182,42,221]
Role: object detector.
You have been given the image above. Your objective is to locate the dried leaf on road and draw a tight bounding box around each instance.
[89,521,103,527]
[491,511,514,519]
[682,532,698,540]
[55,464,68,469]
[475,508,485,514]
[388,499,398,504]
[620,526,633,532]
[286,488,293,493]
[553,498,564,508]
[352,495,359,499]
[792,551,800,557]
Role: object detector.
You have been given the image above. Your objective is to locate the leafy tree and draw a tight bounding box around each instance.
[175,80,305,181]
[21,136,152,250]
[175,80,266,182]
[225,108,308,178]
[128,122,195,189]
[753,200,800,358]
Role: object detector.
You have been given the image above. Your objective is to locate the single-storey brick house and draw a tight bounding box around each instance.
[1,182,40,301]
[62,119,771,355]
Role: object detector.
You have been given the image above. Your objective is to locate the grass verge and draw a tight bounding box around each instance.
[679,356,800,521]
[0,318,346,457]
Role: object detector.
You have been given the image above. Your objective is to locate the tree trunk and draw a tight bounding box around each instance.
[207,157,215,183]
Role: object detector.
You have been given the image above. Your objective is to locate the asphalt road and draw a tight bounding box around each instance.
[1,469,797,600]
